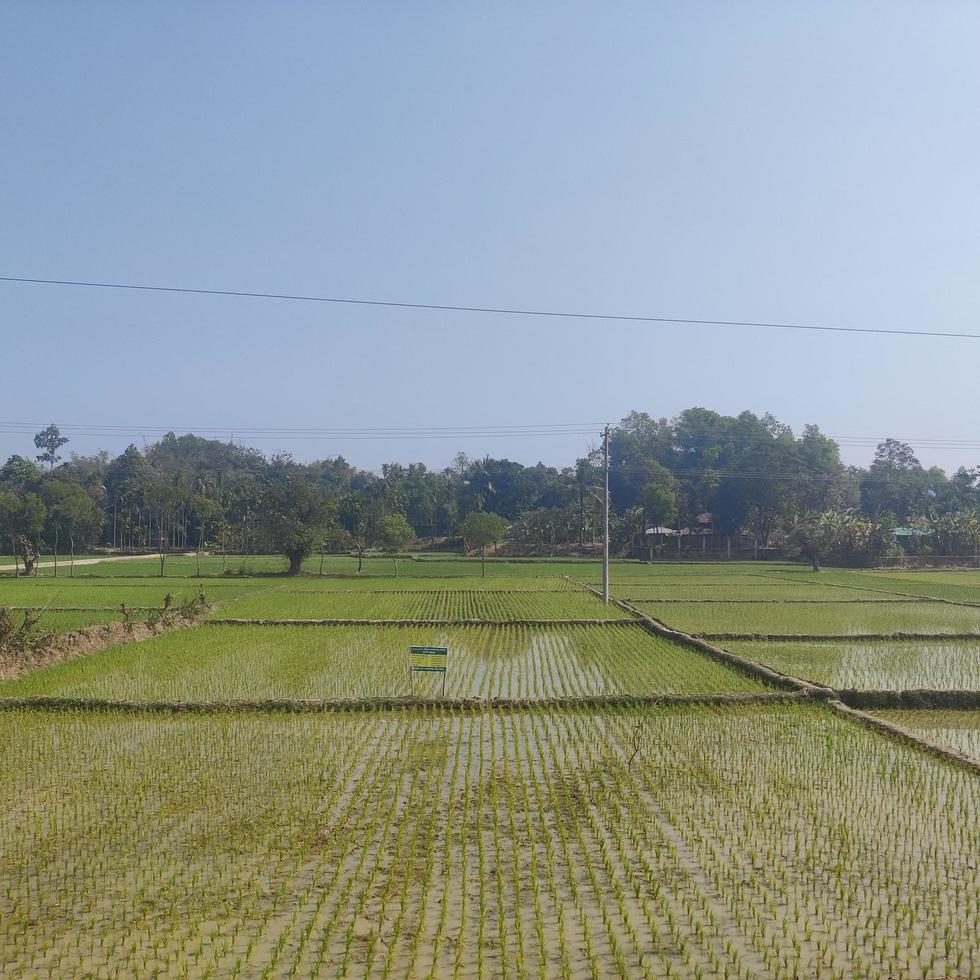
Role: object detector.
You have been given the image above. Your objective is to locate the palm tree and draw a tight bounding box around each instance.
[464,458,496,512]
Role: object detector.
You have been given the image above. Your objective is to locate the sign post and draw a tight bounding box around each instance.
[409,645,449,696]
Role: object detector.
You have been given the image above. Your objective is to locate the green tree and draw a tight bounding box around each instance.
[0,455,42,488]
[861,439,929,522]
[788,509,879,568]
[34,424,69,472]
[42,480,101,576]
[460,511,509,576]
[377,513,414,577]
[145,481,183,575]
[608,411,674,512]
[339,487,384,573]
[0,491,46,575]
[639,463,678,529]
[562,459,601,547]
[259,474,336,575]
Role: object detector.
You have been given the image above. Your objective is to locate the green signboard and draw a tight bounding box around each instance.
[409,646,448,673]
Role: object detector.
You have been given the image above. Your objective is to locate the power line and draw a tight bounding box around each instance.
[0,422,600,442]
[2,275,978,340]
[0,421,601,433]
[2,419,980,451]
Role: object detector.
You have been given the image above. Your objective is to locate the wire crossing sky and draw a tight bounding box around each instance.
[4,276,980,340]
[2,4,979,472]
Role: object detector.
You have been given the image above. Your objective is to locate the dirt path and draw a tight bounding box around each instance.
[0,553,194,574]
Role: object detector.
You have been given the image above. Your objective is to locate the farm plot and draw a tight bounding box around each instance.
[832,573,980,605]
[0,581,259,610]
[0,623,767,702]
[209,589,629,622]
[764,569,980,604]
[617,582,882,601]
[577,561,800,585]
[2,610,126,635]
[446,559,604,578]
[54,555,292,577]
[266,575,580,592]
[318,558,602,580]
[727,639,980,691]
[592,562,805,579]
[871,709,980,762]
[634,600,980,636]
[0,703,977,979]
[599,574,783,586]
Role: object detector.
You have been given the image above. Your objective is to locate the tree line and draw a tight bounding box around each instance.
[1,410,978,574]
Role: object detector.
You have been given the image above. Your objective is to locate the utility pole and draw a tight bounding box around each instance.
[602,423,610,604]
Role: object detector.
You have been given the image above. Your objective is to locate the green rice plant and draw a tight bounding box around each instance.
[637,600,980,636]
[0,623,766,701]
[208,588,630,622]
[618,582,861,601]
[588,562,804,581]
[259,574,580,592]
[777,569,980,604]
[870,709,980,761]
[303,557,607,580]
[0,577,276,607]
[3,609,125,636]
[727,639,980,690]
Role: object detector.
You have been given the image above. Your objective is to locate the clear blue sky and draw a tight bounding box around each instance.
[2,3,979,474]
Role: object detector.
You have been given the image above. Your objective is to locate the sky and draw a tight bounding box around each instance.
[2,2,979,476]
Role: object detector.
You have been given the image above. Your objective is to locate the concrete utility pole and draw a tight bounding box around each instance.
[602,423,610,604]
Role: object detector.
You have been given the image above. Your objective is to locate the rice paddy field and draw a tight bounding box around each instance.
[0,623,765,702]
[6,609,126,634]
[1,555,979,977]
[632,600,980,636]
[208,589,632,622]
[870,708,980,760]
[727,639,980,691]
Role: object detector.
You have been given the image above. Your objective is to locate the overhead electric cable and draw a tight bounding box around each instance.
[1,419,979,450]
[2,275,978,339]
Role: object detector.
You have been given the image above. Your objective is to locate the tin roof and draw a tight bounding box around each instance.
[893,527,930,537]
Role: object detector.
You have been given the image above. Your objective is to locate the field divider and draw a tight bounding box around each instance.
[567,577,828,696]
[574,573,980,773]
[697,631,980,642]
[207,618,635,627]
[834,689,980,710]
[0,691,810,715]
[624,597,933,604]
[271,588,576,595]
[827,699,980,775]
[762,571,980,608]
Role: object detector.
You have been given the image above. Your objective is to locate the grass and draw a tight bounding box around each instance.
[728,639,980,691]
[0,703,976,978]
[636,600,980,636]
[871,708,980,761]
[0,623,766,701]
